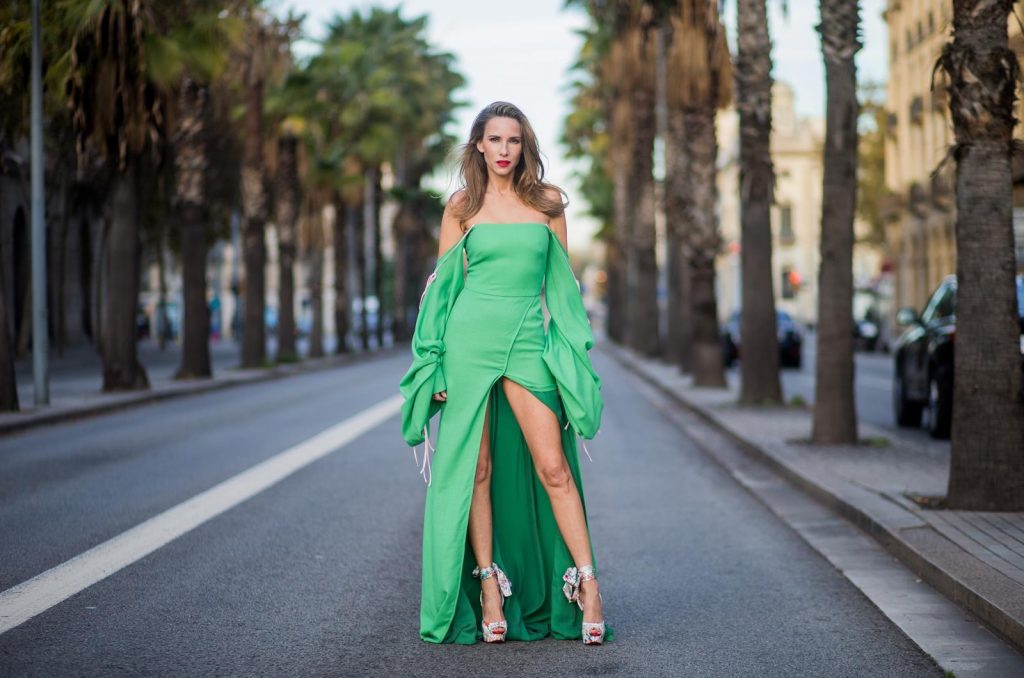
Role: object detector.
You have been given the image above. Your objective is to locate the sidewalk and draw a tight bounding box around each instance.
[4,338,399,436]
[602,340,1024,652]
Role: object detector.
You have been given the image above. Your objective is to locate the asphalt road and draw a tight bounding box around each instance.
[0,350,941,676]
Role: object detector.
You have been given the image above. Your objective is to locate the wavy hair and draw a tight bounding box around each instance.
[450,101,568,228]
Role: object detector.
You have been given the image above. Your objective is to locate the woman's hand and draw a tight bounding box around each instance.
[432,390,447,402]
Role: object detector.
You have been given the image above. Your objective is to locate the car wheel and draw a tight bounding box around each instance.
[894,363,923,427]
[927,364,953,440]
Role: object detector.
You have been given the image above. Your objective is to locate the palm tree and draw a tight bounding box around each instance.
[304,7,462,352]
[171,8,241,380]
[563,22,615,335]
[662,10,693,371]
[939,0,1024,510]
[0,232,16,411]
[174,78,214,379]
[234,7,299,368]
[299,191,327,358]
[617,8,660,357]
[735,0,782,405]
[811,0,861,443]
[62,0,173,391]
[604,4,641,348]
[665,0,732,386]
[273,128,301,362]
[238,10,269,368]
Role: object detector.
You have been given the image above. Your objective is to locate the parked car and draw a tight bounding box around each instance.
[721,309,803,369]
[892,274,1024,439]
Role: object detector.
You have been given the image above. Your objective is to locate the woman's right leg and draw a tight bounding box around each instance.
[467,394,503,624]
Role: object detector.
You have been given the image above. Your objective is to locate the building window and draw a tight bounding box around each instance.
[779,205,795,246]
[917,21,923,43]
[928,11,935,34]
[906,29,912,52]
[909,95,924,126]
[890,39,897,63]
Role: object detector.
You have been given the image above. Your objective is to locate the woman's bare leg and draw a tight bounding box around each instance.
[500,377,603,623]
[467,396,504,624]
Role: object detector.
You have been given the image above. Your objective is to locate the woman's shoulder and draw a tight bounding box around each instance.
[443,189,471,233]
[444,189,468,214]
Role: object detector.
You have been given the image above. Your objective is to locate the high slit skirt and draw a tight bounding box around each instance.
[418,286,610,643]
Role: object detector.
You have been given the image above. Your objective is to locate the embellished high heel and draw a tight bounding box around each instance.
[472,562,512,643]
[562,564,605,645]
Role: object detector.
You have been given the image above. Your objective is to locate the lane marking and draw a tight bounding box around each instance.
[0,394,404,635]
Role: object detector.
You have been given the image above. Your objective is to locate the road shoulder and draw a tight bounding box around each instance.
[601,340,1024,666]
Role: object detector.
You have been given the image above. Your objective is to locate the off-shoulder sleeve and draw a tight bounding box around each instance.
[541,230,603,439]
[398,237,467,447]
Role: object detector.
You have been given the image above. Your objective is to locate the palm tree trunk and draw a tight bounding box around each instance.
[391,202,416,343]
[275,133,300,362]
[355,194,369,351]
[333,196,351,354]
[665,101,694,370]
[604,238,625,343]
[240,65,267,368]
[156,232,169,350]
[685,108,726,387]
[371,168,385,349]
[0,229,19,411]
[627,30,660,357]
[175,80,211,379]
[101,158,149,391]
[300,198,324,359]
[737,0,782,405]
[307,237,324,359]
[812,0,861,443]
[608,97,632,345]
[941,0,1024,510]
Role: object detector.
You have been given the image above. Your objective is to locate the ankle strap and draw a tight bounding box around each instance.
[562,564,597,603]
[472,562,512,597]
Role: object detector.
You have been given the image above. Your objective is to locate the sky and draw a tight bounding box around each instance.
[277,0,889,248]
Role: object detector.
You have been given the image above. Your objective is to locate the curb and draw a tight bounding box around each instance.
[1,347,403,437]
[599,340,1024,653]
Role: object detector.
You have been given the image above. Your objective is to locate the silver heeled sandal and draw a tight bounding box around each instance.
[472,562,512,643]
[563,564,605,645]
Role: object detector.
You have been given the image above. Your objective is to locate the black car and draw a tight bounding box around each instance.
[721,309,803,369]
[892,274,1024,439]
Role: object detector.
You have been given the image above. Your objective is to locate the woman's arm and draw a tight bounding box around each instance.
[437,189,468,259]
[545,188,569,252]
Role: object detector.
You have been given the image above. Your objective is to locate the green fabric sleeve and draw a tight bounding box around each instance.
[541,231,604,439]
[398,238,466,447]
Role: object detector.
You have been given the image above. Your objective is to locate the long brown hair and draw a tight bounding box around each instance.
[450,101,568,228]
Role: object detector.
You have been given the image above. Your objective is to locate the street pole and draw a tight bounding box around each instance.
[31,0,49,405]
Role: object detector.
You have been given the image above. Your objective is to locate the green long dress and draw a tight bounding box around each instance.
[398,221,614,644]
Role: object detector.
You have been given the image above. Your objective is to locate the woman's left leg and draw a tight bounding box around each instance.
[499,376,603,624]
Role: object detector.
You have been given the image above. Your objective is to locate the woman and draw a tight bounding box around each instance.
[399,101,612,645]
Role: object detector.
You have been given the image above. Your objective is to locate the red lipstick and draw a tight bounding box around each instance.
[496,160,510,167]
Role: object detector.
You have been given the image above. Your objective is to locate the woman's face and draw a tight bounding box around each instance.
[475,116,522,177]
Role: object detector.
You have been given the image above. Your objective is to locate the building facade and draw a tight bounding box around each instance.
[715,81,885,329]
[884,0,1024,316]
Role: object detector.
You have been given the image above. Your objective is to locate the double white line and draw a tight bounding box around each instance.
[0,394,404,635]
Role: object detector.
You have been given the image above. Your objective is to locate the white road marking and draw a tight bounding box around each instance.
[0,394,403,635]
